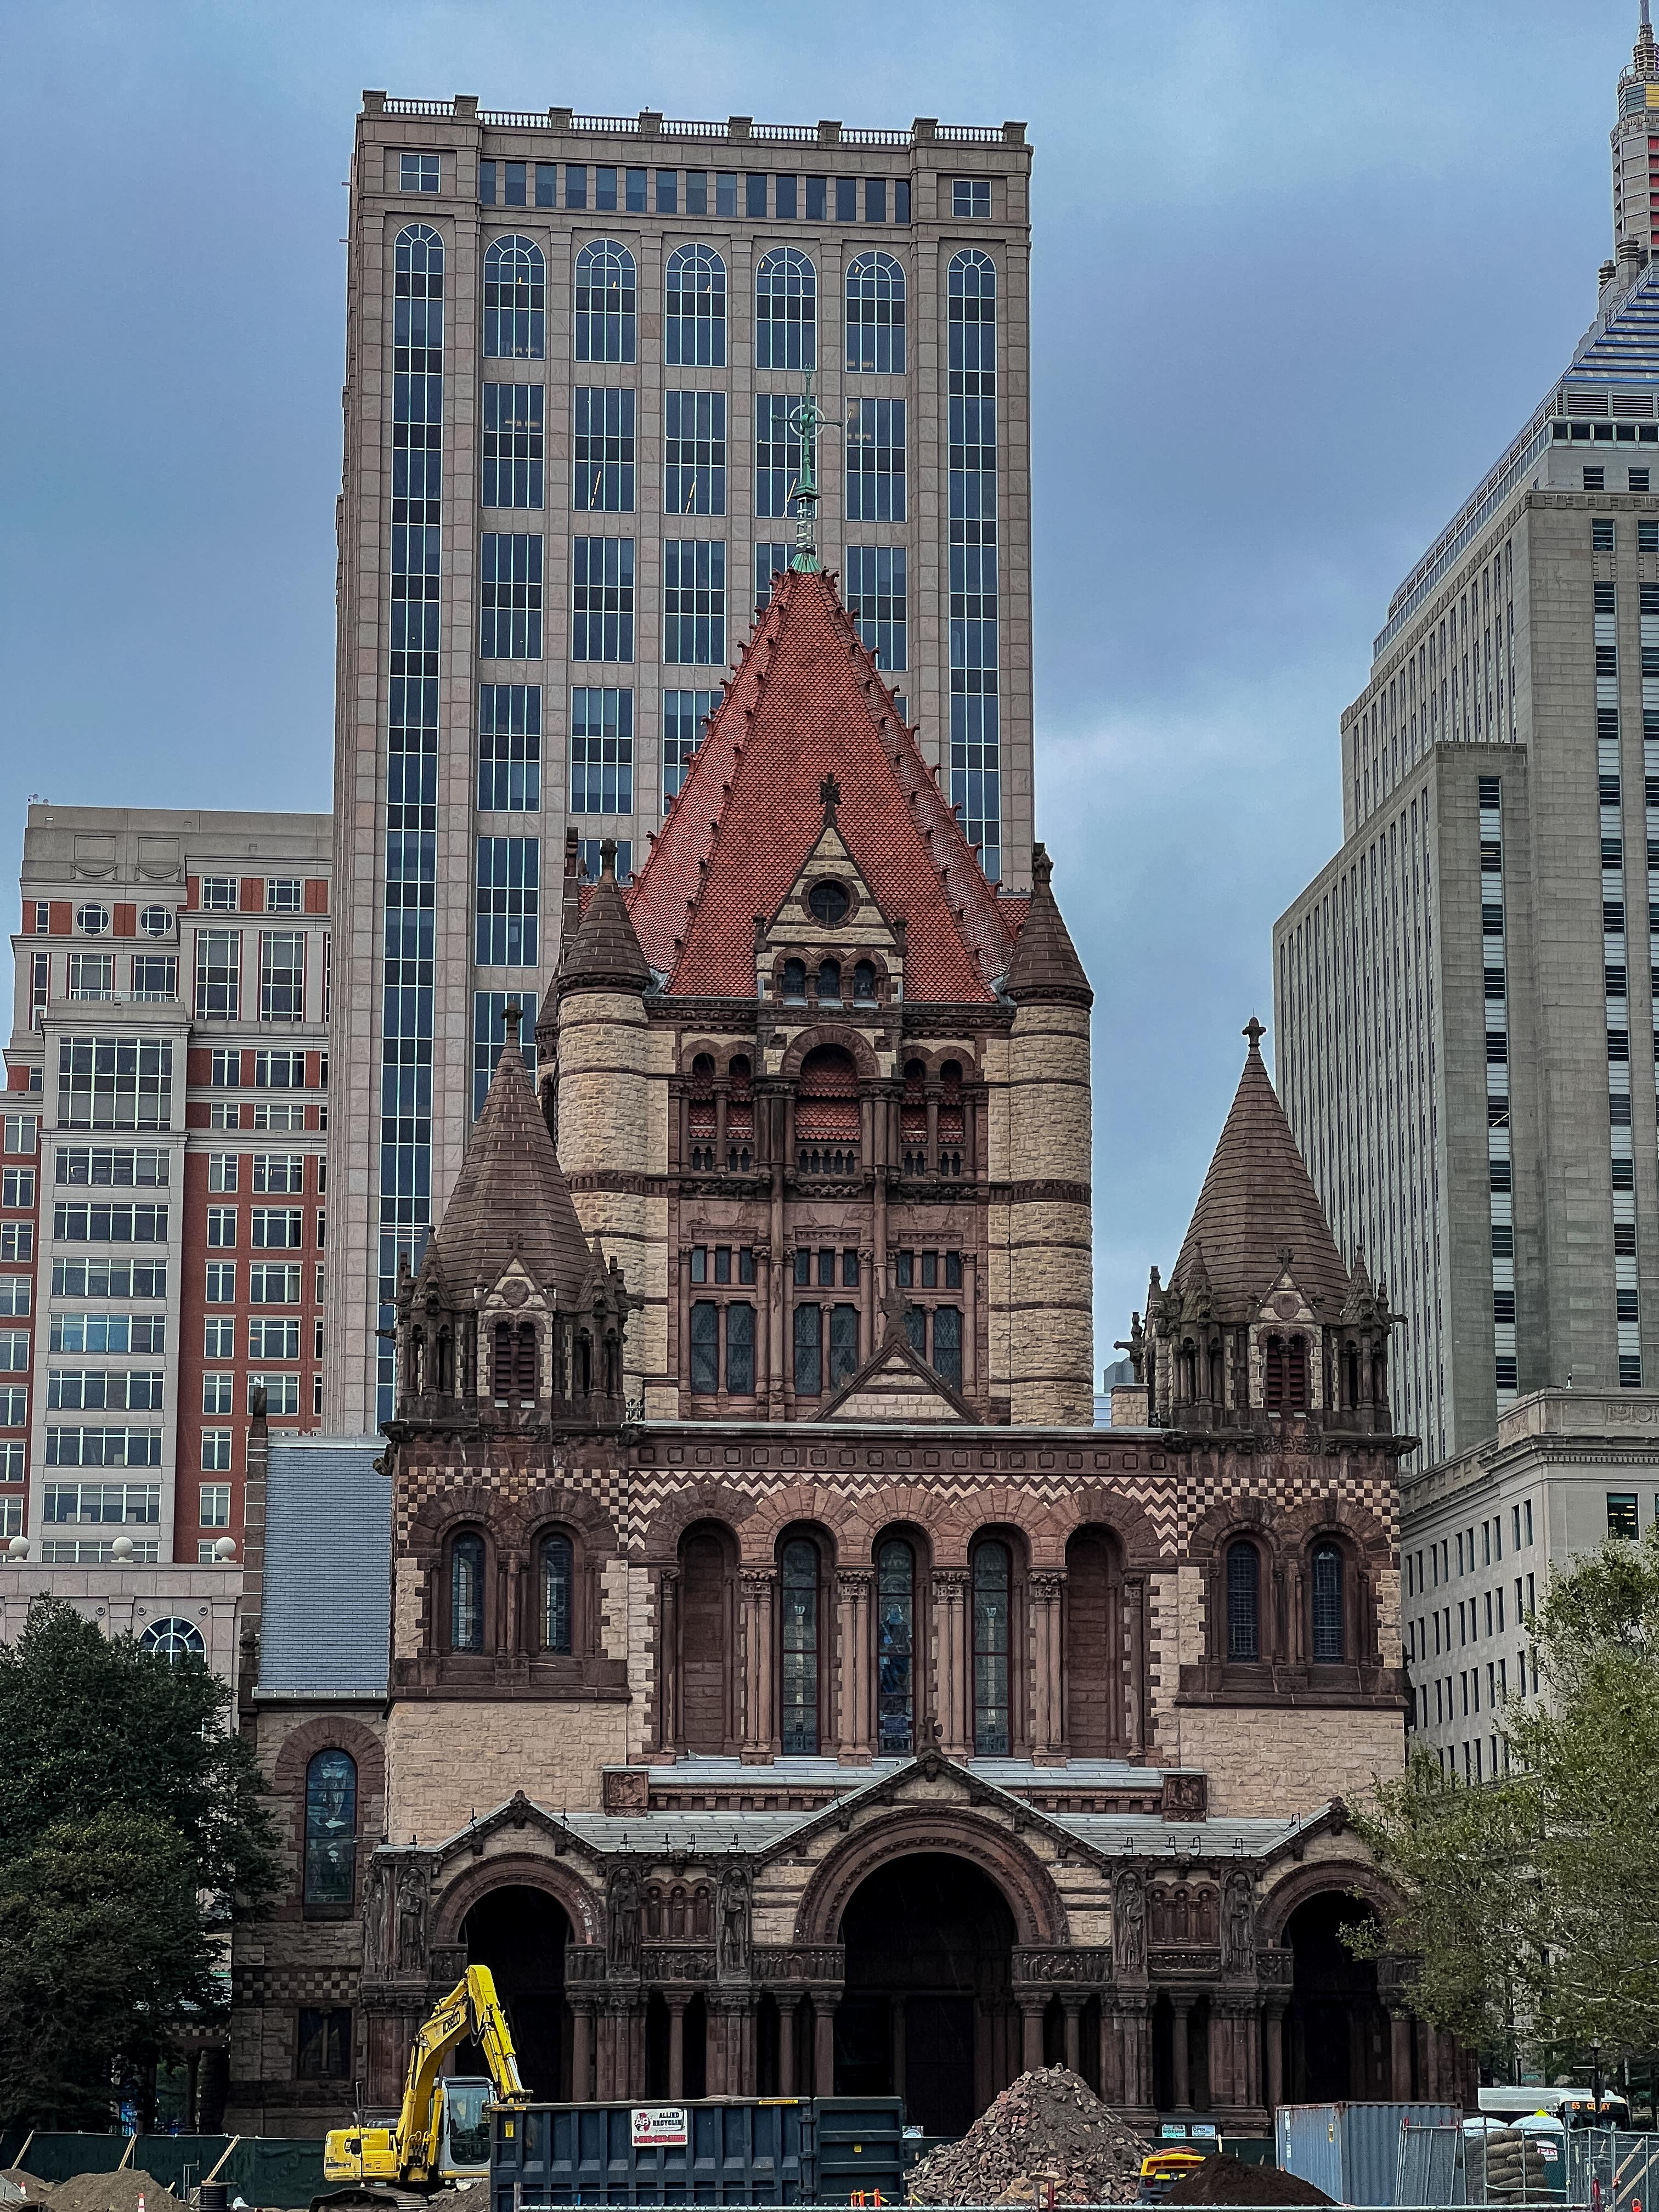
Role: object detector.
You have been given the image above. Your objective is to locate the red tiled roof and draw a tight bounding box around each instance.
[625,568,1017,1003]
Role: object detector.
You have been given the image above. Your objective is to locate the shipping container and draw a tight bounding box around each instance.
[1277,2102,1460,2205]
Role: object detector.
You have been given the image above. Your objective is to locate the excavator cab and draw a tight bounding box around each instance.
[440,2080,493,2175]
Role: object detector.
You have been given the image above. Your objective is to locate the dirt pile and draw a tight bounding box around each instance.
[906,2066,1149,2205]
[3,2175,186,2212]
[1164,2156,1334,2207]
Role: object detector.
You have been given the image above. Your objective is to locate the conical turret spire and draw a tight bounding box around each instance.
[558,837,651,995]
[1003,843,1092,1006]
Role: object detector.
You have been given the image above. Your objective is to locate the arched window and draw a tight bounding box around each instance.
[816,958,842,1001]
[933,1305,963,1388]
[950,246,997,315]
[876,1538,916,1753]
[972,1539,1012,1754]
[690,1300,719,1393]
[781,958,806,1001]
[846,250,906,374]
[679,1525,731,1753]
[665,243,727,365]
[395,223,443,291]
[726,1302,755,1393]
[853,960,877,1001]
[1064,1528,1125,1755]
[575,239,637,363]
[303,1748,357,1909]
[1226,1540,1260,1662]
[450,1532,486,1652]
[755,247,816,370]
[483,235,545,359]
[780,1538,821,1753]
[541,1533,574,1654]
[139,1617,206,1662]
[1311,1543,1345,1663]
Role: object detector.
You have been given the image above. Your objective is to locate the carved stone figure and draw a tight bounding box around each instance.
[1222,1869,1255,1974]
[394,1858,428,1974]
[718,1864,750,1977]
[1114,1867,1146,1975]
[362,1853,394,1978]
[608,1866,641,1972]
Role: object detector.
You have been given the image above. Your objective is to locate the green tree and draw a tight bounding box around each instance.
[1350,1525,1659,2065]
[0,1598,279,2126]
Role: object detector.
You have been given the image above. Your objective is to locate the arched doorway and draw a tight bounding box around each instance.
[837,1853,1015,2137]
[1283,1893,1387,2101]
[1064,1527,1126,1754]
[460,1886,571,2098]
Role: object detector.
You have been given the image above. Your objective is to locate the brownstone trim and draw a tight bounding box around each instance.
[793,1808,1067,1948]
[431,1849,605,1947]
[1257,1854,1395,1945]
[778,1024,884,1080]
[634,1481,756,1564]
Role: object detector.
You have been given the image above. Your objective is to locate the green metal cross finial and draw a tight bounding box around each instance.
[787,373,825,573]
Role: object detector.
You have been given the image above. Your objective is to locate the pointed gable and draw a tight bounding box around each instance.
[625,567,1016,1003]
[417,1014,596,1304]
[1172,1022,1349,1317]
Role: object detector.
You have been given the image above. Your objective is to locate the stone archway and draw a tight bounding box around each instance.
[1283,1891,1387,2102]
[459,1884,572,2098]
[835,1852,1018,2137]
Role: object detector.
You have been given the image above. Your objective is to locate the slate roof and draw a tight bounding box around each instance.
[1002,843,1093,1007]
[414,1014,594,1304]
[624,566,1019,1003]
[1171,1025,1350,1314]
[558,838,651,993]
[259,1436,389,1697]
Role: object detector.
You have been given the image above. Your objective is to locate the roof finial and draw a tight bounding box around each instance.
[1244,1014,1266,1052]
[504,999,523,1045]
[787,373,825,574]
[599,836,618,881]
[820,771,841,827]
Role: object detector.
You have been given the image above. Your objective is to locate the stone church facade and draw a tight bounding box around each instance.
[230,570,1447,2138]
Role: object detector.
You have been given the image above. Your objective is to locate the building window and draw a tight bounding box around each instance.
[1608,1492,1640,1538]
[844,546,906,670]
[482,383,544,507]
[266,879,301,913]
[690,1300,719,1393]
[201,1427,233,1471]
[665,392,726,516]
[254,1049,306,1088]
[933,1305,963,1388]
[570,689,634,812]
[846,399,906,522]
[297,2008,352,2079]
[845,250,906,373]
[475,838,539,966]
[949,247,1000,883]
[1264,1333,1308,1410]
[472,991,537,1119]
[450,1532,486,1651]
[260,932,304,1022]
[400,152,438,193]
[780,1538,820,1753]
[541,1533,573,1654]
[203,1373,234,1415]
[572,538,635,661]
[483,235,545,359]
[830,1302,860,1388]
[1593,517,1616,551]
[663,689,715,808]
[302,1747,357,1908]
[574,239,637,363]
[75,902,110,935]
[952,178,991,217]
[793,1302,821,1396]
[573,388,636,512]
[67,952,114,1001]
[972,1539,1012,1755]
[754,396,795,521]
[480,534,543,660]
[725,1301,755,1393]
[663,541,726,665]
[665,242,727,365]
[477,685,541,810]
[755,247,816,370]
[195,930,241,1020]
[200,878,238,912]
[1226,1540,1260,1661]
[876,1537,915,1754]
[1311,1543,1345,1662]
[131,954,177,1001]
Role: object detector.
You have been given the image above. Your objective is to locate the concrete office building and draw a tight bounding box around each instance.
[327,96,1036,1430]
[1273,15,1659,1471]
[2,806,331,1567]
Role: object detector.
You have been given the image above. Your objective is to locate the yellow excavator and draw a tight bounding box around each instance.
[317,1965,528,2211]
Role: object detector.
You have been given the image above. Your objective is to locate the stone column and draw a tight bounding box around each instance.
[1263,2000,1286,2115]
[838,1570,873,1762]
[1029,1571,1065,1763]
[657,1567,679,1756]
[1060,1994,1083,2074]
[740,1568,776,1763]
[571,2000,594,2101]
[962,1251,978,1390]
[768,1162,787,1416]
[667,1990,690,2098]
[1019,1996,1045,2073]
[933,1568,971,1754]
[777,1992,802,2096]
[1388,2007,1413,2099]
[1169,1994,1193,2110]
[1125,1576,1150,1756]
[813,1993,839,2096]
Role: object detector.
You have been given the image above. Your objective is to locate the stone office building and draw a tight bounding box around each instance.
[233,571,1440,2140]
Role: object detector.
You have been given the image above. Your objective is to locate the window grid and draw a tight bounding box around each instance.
[844,546,907,671]
[570,690,635,814]
[572,538,635,661]
[663,541,726,665]
[663,690,716,809]
[574,239,637,362]
[573,388,636,513]
[949,248,1001,883]
[664,392,727,516]
[482,384,544,507]
[472,991,538,1119]
[475,838,540,967]
[754,397,794,521]
[846,400,906,522]
[845,251,906,374]
[480,534,543,661]
[665,242,727,366]
[259,932,304,1023]
[755,247,816,371]
[482,235,545,359]
[477,685,542,811]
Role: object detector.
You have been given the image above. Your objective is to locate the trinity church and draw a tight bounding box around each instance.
[229,567,1450,2137]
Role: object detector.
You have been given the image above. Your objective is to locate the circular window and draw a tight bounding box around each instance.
[139,1618,207,1663]
[808,880,850,926]
[75,902,110,936]
[138,905,173,937]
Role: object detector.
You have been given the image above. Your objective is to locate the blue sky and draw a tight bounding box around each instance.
[0,0,1640,1363]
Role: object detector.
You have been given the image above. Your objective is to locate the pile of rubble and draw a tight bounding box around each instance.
[906,2067,1149,2205]
[1,2174,187,2212]
[1165,2156,1333,2206]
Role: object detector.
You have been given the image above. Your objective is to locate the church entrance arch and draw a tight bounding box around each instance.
[1283,1892,1387,2101]
[460,1885,571,2098]
[836,1853,1016,2138]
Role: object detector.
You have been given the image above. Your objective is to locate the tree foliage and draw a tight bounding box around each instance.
[0,1598,279,2127]
[1349,1525,1659,2065]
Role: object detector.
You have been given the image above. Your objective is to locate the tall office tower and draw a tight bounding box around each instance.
[1273,19,1659,1469]
[329,98,1035,1428]
[3,806,332,1564]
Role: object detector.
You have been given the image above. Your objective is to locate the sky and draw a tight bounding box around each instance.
[0,0,1641,1368]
